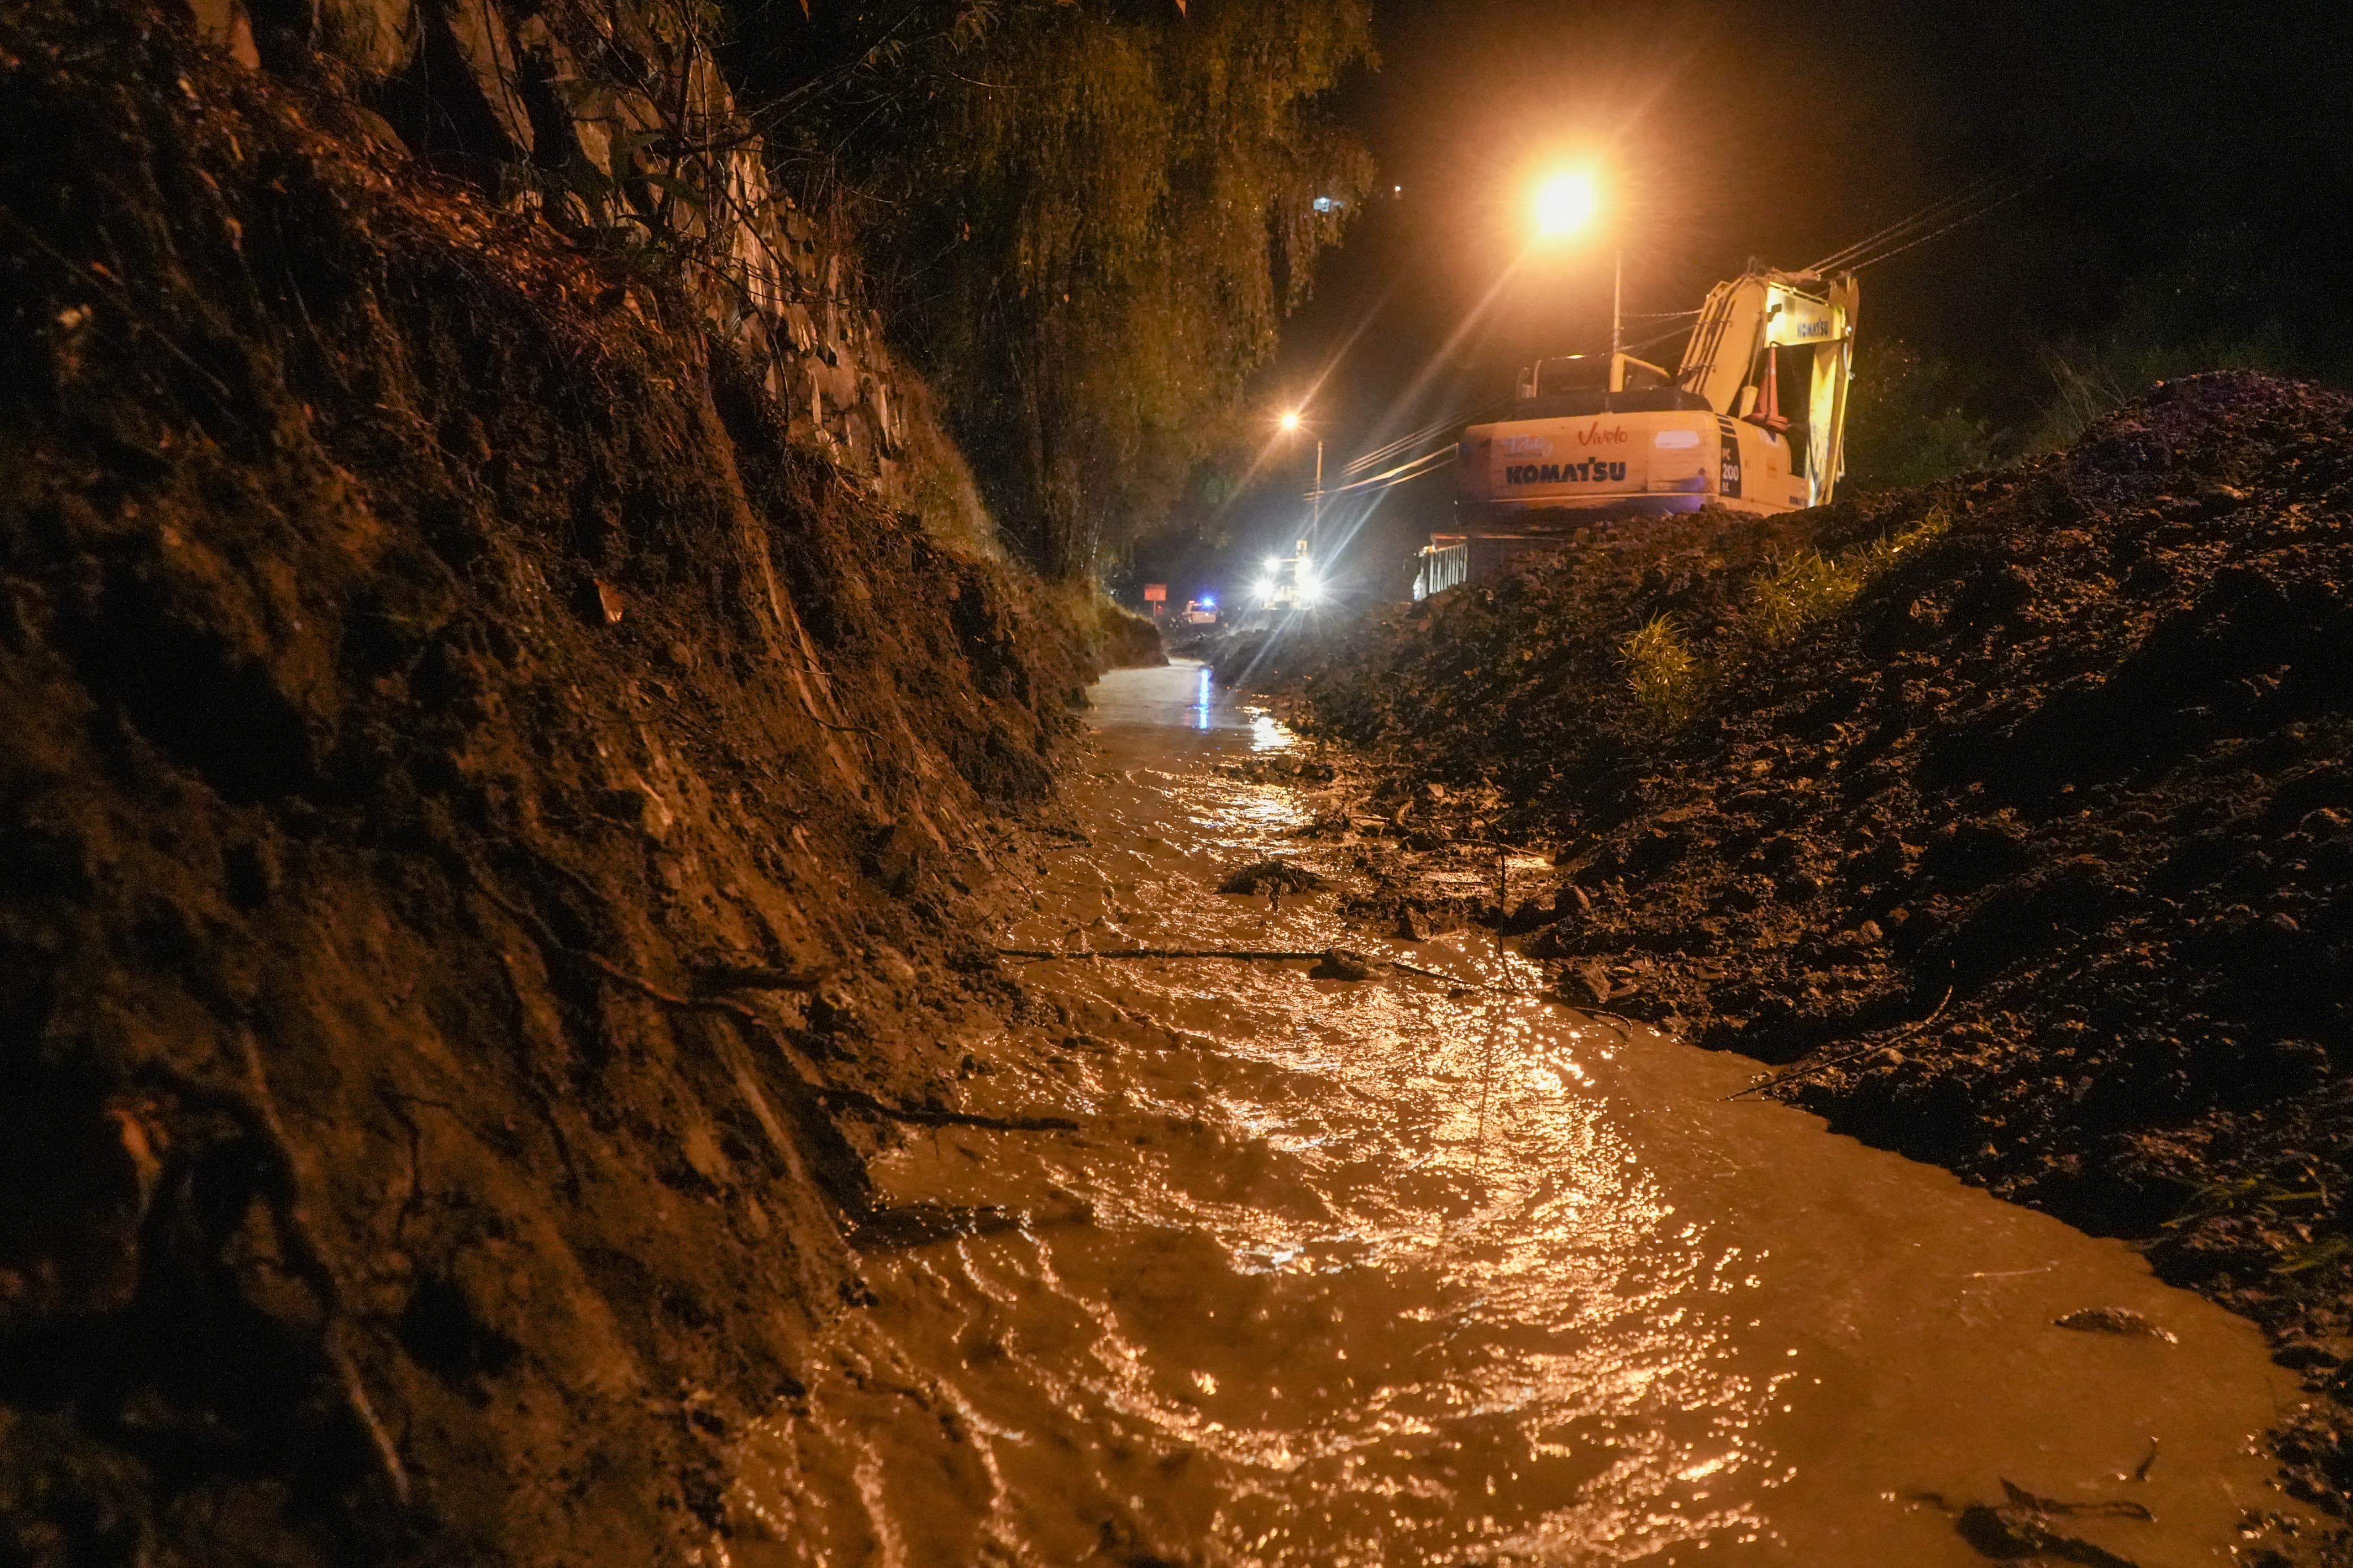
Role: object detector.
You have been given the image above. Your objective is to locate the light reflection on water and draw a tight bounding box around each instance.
[727,664,2299,1567]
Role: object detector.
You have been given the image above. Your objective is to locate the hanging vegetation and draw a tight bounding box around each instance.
[730,0,1375,578]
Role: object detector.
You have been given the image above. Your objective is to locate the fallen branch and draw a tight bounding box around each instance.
[693,962,827,995]
[998,945,1327,961]
[817,1088,1076,1133]
[1725,987,1955,1101]
[581,952,1074,1128]
[1384,956,1541,998]
[1002,944,1558,998]
[1385,956,1465,983]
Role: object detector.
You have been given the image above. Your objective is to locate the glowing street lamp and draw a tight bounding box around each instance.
[1531,170,1600,240]
[1529,166,1623,367]
[1276,408,1324,556]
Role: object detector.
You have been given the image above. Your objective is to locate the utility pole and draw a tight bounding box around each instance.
[1610,246,1623,387]
[1308,437,1324,556]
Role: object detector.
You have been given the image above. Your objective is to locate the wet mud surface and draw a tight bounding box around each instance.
[729,666,2305,1566]
[1240,375,2353,1531]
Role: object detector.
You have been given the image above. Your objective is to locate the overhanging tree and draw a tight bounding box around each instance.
[733,0,1373,578]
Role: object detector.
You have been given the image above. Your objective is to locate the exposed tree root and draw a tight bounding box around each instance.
[470,873,1076,1138]
[222,1031,413,1508]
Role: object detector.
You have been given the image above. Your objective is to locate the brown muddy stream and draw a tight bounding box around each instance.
[731,662,2300,1566]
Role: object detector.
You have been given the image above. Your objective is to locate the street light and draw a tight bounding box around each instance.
[1277,409,1323,556]
[1531,170,1599,240]
[1530,166,1623,371]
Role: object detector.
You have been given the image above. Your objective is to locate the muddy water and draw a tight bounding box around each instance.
[732,662,2299,1567]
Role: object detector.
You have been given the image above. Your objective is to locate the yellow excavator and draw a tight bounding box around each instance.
[1416,266,1858,597]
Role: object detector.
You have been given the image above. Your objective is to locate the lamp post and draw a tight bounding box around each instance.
[1611,246,1623,368]
[1309,434,1324,555]
[1279,409,1323,555]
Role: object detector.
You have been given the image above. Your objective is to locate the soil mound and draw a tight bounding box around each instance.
[2,11,1093,1565]
[1278,372,2353,1500]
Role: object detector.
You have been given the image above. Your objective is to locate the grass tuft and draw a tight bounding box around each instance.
[1614,509,1953,727]
[1743,509,1952,651]
[1619,614,1704,727]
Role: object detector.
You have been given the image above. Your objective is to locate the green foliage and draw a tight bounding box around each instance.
[1742,512,1947,651]
[1743,550,1852,649]
[1613,511,1949,728]
[2018,229,2312,455]
[1841,340,1997,491]
[2026,335,2288,453]
[1619,614,1703,728]
[739,1,1373,578]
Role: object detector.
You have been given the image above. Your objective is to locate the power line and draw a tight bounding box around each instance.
[1807,170,2015,273]
[1840,158,2080,273]
[1344,417,1454,476]
[1809,154,2075,275]
[1317,443,1459,497]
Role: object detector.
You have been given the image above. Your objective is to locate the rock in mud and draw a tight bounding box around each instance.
[2054,1308,2178,1342]
[1311,947,1373,980]
[1955,1504,2141,1567]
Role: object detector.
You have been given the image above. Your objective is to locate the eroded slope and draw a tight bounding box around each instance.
[1,9,1092,1563]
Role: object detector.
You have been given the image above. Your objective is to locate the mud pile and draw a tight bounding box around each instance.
[0,8,1109,1565]
[1275,373,2353,1500]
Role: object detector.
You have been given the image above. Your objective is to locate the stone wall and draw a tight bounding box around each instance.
[183,0,921,501]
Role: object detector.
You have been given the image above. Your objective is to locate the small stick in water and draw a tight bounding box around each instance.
[1495,845,1506,962]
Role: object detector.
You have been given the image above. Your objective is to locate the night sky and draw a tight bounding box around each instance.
[1145,0,2350,610]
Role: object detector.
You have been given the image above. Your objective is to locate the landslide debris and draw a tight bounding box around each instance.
[1265,372,2353,1515]
[1,9,1098,1566]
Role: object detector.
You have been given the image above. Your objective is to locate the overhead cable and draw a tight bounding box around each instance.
[1344,415,1459,476]
[1806,169,2016,274]
[1840,158,2080,273]
[1342,398,1507,477]
[1344,406,1483,475]
[1808,154,2076,275]
[1317,443,1459,497]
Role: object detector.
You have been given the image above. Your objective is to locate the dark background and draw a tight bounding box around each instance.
[1134,0,2352,613]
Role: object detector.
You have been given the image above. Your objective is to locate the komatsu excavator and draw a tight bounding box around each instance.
[1416,267,1857,597]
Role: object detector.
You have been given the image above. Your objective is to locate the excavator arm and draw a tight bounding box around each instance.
[1675,269,1859,506]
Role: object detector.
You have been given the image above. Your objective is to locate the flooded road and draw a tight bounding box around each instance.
[733,662,2299,1566]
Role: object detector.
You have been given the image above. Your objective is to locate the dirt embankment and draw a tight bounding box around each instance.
[1257,372,2353,1516]
[0,9,1112,1565]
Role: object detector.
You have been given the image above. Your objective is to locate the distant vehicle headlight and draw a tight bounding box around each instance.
[1255,577,1279,602]
[1296,576,1322,604]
